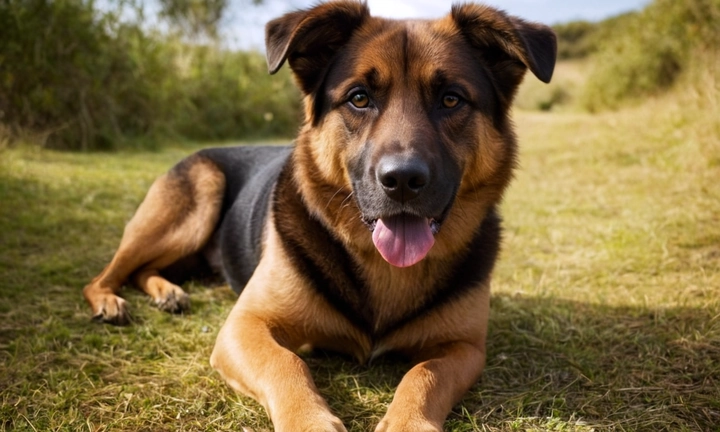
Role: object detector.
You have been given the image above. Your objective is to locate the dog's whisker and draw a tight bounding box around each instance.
[339,191,355,208]
[325,188,347,211]
[328,191,355,226]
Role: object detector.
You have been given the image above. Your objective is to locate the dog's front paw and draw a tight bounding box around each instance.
[274,410,347,432]
[375,415,441,432]
[152,282,189,314]
[86,290,131,325]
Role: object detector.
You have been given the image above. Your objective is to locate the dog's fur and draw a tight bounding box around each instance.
[83,2,556,430]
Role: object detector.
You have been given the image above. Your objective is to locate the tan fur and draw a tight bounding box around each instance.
[211,209,490,430]
[211,214,366,431]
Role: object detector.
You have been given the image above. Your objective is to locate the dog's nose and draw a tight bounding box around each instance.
[376,156,430,202]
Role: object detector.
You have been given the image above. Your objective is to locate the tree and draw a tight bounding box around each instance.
[158,0,263,39]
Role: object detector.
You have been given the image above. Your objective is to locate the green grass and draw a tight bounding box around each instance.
[514,60,589,112]
[1,82,719,431]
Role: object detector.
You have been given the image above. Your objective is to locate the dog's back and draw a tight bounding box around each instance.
[197,146,291,290]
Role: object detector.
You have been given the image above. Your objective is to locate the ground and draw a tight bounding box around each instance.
[1,86,719,431]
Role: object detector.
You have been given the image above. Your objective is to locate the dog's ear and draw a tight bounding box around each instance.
[451,4,557,101]
[265,1,370,94]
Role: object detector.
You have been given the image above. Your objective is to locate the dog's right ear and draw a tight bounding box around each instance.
[265,1,370,95]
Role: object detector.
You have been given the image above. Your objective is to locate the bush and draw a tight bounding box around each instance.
[166,45,301,142]
[553,20,599,60]
[552,13,637,61]
[581,0,720,111]
[0,0,301,150]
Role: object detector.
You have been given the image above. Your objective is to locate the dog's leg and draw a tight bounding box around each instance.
[375,289,490,432]
[83,155,224,324]
[132,269,190,314]
[211,303,347,432]
[374,342,486,432]
[211,230,348,432]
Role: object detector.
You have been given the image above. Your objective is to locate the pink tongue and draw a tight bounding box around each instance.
[372,215,435,268]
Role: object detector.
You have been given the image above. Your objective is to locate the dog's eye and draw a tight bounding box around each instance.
[442,94,461,109]
[350,92,370,109]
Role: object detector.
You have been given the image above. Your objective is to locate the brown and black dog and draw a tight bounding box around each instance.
[83,2,556,430]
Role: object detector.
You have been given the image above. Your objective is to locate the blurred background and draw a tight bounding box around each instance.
[0,0,717,151]
[1,3,719,430]
[224,0,650,50]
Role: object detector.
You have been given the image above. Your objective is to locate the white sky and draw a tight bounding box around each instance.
[223,0,650,51]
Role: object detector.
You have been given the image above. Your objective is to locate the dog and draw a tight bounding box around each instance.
[83,2,556,430]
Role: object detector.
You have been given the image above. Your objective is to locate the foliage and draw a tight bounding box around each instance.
[552,20,599,60]
[581,0,720,111]
[0,0,300,151]
[161,44,301,143]
[552,12,636,60]
[159,0,229,38]
[156,0,263,39]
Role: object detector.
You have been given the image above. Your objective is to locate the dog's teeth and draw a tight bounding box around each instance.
[430,219,441,235]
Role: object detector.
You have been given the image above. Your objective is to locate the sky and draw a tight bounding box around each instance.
[223,0,651,50]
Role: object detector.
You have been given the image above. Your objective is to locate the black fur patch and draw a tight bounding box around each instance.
[199,146,292,292]
[273,161,374,333]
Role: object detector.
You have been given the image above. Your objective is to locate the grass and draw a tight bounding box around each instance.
[514,60,590,112]
[1,70,719,431]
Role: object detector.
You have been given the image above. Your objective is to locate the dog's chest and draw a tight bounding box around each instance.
[362,260,440,333]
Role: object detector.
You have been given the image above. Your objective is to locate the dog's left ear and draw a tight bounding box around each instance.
[265,1,370,95]
[451,4,557,101]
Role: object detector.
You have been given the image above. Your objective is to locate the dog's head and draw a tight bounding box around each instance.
[266,1,556,268]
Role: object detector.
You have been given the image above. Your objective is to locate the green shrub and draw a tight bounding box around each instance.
[0,0,166,149]
[0,0,301,150]
[553,13,637,61]
[553,20,599,60]
[581,0,720,111]
[166,45,301,142]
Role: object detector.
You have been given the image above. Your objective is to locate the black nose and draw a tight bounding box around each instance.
[376,155,430,202]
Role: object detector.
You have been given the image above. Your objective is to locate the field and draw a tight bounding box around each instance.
[2,65,720,431]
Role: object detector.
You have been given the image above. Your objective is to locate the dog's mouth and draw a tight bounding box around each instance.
[363,214,442,268]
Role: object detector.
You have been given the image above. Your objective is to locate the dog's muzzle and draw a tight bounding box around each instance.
[364,155,441,268]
